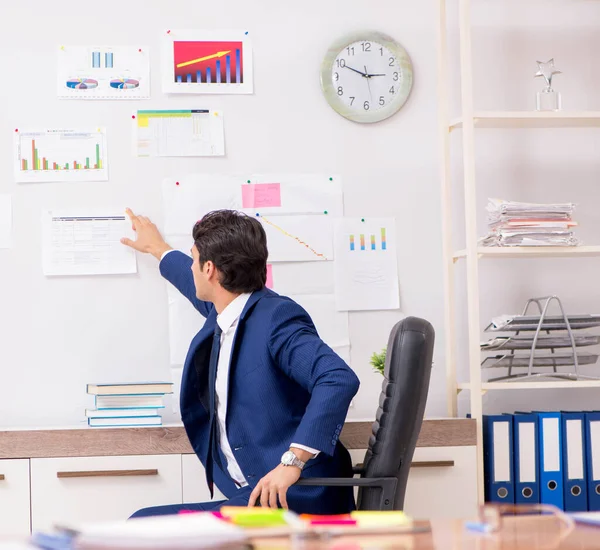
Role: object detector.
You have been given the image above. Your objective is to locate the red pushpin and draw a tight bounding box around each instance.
[131,115,136,119]
[138,48,142,52]
[167,30,171,34]
[175,181,180,186]
[14,128,18,132]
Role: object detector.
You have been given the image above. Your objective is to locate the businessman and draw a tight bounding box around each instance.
[122,208,360,516]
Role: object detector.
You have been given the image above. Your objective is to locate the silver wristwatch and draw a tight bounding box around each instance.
[281,450,306,470]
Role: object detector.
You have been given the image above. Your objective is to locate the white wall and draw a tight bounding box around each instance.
[446,0,600,415]
[0,0,445,427]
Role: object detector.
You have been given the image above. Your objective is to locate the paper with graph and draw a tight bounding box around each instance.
[14,128,108,183]
[135,110,225,157]
[334,218,399,311]
[161,29,253,95]
[161,174,341,262]
[57,45,150,99]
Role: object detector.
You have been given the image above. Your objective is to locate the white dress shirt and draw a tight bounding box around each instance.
[161,250,319,487]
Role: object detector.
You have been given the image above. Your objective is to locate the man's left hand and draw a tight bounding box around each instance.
[248,464,301,509]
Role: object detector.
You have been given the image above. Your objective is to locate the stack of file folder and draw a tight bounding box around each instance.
[480,198,579,247]
[483,411,600,512]
[480,309,600,382]
[85,382,173,427]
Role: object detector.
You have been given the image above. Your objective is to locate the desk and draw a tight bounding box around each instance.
[251,517,600,550]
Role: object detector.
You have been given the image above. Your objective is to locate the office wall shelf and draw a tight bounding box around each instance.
[437,0,600,503]
[458,380,600,391]
[453,246,600,260]
[450,111,600,130]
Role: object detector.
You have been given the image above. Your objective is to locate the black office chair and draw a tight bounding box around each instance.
[296,316,435,511]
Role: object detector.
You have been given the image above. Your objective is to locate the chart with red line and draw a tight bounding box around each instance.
[258,214,333,262]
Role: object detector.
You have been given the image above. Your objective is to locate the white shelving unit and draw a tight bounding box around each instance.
[437,0,600,502]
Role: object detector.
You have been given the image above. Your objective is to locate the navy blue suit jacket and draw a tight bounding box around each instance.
[161,251,360,514]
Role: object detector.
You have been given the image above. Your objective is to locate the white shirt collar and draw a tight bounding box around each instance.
[216,293,252,334]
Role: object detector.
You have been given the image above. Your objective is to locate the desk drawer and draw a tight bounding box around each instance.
[349,446,477,519]
[181,454,226,504]
[31,455,182,531]
[0,459,30,536]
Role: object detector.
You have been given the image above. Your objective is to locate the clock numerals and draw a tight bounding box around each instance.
[349,97,355,106]
[346,46,355,56]
[337,86,343,96]
[336,59,346,68]
[334,72,339,81]
[389,86,395,95]
[379,47,384,56]
[363,101,370,111]
[379,96,385,106]
[389,57,396,67]
[361,41,371,52]
[393,72,399,81]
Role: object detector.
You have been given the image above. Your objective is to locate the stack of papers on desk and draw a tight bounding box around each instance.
[64,513,248,549]
[480,198,579,247]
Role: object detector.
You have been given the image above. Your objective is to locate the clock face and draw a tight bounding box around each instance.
[320,32,413,123]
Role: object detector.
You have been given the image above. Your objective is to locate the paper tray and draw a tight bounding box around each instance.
[481,335,600,351]
[482,353,598,368]
[485,314,600,332]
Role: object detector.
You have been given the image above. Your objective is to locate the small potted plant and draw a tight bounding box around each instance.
[370,348,386,376]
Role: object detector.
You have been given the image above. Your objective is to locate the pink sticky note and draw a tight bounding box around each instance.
[266,264,274,289]
[242,183,281,208]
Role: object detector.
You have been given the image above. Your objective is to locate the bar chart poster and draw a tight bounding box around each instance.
[334,218,399,311]
[161,30,253,94]
[57,46,150,100]
[14,129,108,183]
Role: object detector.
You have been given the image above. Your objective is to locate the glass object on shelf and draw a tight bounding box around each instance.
[535,59,562,111]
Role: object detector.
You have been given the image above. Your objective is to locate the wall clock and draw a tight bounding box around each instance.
[320,31,414,123]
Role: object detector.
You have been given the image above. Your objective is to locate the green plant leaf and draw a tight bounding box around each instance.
[370,347,387,375]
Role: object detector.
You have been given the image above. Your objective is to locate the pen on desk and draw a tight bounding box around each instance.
[464,521,494,534]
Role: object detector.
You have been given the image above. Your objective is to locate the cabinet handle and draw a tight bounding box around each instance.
[411,460,455,468]
[57,469,159,479]
[0,474,4,480]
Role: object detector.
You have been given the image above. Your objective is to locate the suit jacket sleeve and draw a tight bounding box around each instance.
[268,300,360,456]
[159,250,214,318]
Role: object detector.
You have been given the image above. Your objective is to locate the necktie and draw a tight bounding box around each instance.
[205,324,223,498]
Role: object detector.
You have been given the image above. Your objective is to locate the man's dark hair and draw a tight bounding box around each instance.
[192,210,268,293]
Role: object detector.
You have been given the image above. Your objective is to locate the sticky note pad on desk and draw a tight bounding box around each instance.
[350,511,411,527]
[300,514,356,526]
[219,507,288,527]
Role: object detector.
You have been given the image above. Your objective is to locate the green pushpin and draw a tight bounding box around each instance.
[324,210,328,215]
[361,218,365,222]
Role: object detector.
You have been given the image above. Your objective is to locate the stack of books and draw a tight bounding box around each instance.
[85,382,173,427]
[480,198,579,247]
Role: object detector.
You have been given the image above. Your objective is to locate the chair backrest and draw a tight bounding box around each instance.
[357,316,435,510]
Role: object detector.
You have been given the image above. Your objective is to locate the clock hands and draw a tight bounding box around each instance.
[343,65,369,78]
[364,65,373,101]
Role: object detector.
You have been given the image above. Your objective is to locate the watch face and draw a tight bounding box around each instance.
[282,451,295,465]
[320,31,413,123]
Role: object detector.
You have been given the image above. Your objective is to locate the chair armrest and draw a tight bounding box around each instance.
[296,477,393,488]
[295,477,398,510]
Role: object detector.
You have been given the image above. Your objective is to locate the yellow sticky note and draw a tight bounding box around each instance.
[350,511,411,527]
[137,116,149,128]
